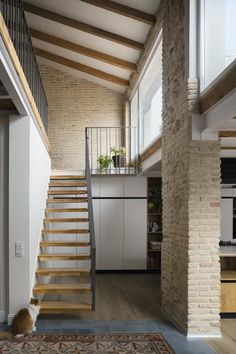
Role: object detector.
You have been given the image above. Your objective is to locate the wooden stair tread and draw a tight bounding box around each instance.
[36,268,90,276]
[45,208,88,213]
[42,229,89,234]
[50,175,86,180]
[40,301,92,312]
[48,190,87,195]
[49,182,87,187]
[38,253,90,261]
[40,241,90,247]
[34,283,91,293]
[38,253,90,260]
[47,198,88,203]
[44,218,89,223]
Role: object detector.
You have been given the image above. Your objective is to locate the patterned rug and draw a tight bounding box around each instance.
[0,333,175,353]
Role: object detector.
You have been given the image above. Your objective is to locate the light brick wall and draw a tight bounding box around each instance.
[39,64,124,170]
[161,0,221,336]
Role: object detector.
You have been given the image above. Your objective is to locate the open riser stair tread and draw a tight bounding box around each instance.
[42,229,89,234]
[38,253,91,260]
[48,190,87,195]
[49,182,87,187]
[36,268,91,276]
[40,301,92,313]
[33,283,91,294]
[50,175,86,180]
[47,198,88,203]
[44,218,89,223]
[40,241,90,247]
[45,208,88,213]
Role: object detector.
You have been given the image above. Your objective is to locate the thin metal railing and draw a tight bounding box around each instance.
[0,0,48,131]
[85,128,96,311]
[86,126,139,175]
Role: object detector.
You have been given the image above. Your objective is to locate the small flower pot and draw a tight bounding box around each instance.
[112,155,126,168]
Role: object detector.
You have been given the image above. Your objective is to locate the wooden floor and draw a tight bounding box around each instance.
[207,319,236,354]
[42,273,163,320]
[40,273,236,353]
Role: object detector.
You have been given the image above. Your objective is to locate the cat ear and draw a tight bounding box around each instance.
[30,298,39,305]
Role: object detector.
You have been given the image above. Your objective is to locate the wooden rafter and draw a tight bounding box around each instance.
[79,0,156,25]
[219,131,236,138]
[221,146,236,150]
[34,48,130,87]
[22,2,144,51]
[29,28,137,72]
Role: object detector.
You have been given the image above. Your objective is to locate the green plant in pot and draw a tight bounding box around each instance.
[98,155,112,172]
[110,146,126,168]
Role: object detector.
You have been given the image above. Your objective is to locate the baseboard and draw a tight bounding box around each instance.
[187,334,222,339]
[0,310,6,323]
[7,313,15,325]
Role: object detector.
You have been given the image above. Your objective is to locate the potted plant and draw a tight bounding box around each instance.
[110,147,126,168]
[98,155,112,172]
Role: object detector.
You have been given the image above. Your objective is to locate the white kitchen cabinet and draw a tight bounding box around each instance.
[100,199,124,269]
[124,176,146,197]
[124,199,147,269]
[91,176,147,270]
[221,198,233,242]
[100,177,123,197]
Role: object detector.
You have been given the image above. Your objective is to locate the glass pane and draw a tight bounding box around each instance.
[202,0,236,90]
[139,40,162,150]
[130,91,138,159]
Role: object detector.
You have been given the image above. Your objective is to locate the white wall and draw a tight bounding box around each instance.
[29,118,51,288]
[0,119,9,322]
[8,115,50,318]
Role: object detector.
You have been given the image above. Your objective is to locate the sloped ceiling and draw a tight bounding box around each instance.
[23,0,160,92]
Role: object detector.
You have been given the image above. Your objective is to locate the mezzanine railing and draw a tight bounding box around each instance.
[0,0,48,130]
[85,127,139,175]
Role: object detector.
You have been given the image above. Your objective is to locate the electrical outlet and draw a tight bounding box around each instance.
[15,242,23,257]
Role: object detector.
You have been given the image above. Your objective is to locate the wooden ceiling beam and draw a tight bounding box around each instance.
[23,2,144,51]
[79,0,156,25]
[29,28,137,72]
[34,48,130,87]
[219,131,236,138]
[221,146,236,150]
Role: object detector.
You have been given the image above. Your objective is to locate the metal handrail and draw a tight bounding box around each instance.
[85,128,96,311]
[0,0,48,131]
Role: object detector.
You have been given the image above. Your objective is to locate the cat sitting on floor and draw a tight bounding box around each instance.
[0,299,40,339]
[11,298,41,336]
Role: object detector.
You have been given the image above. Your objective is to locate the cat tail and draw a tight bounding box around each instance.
[0,331,13,340]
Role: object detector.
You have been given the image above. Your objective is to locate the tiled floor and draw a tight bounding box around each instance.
[0,319,215,354]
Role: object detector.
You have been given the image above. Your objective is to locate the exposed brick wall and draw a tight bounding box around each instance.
[39,64,124,170]
[161,0,221,336]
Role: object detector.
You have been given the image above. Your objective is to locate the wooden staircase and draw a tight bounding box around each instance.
[34,175,95,314]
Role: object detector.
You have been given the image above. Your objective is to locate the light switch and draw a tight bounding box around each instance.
[15,242,23,257]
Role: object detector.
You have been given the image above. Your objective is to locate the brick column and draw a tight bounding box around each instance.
[161,0,221,336]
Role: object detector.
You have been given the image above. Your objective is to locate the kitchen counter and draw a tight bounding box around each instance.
[220,245,236,257]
